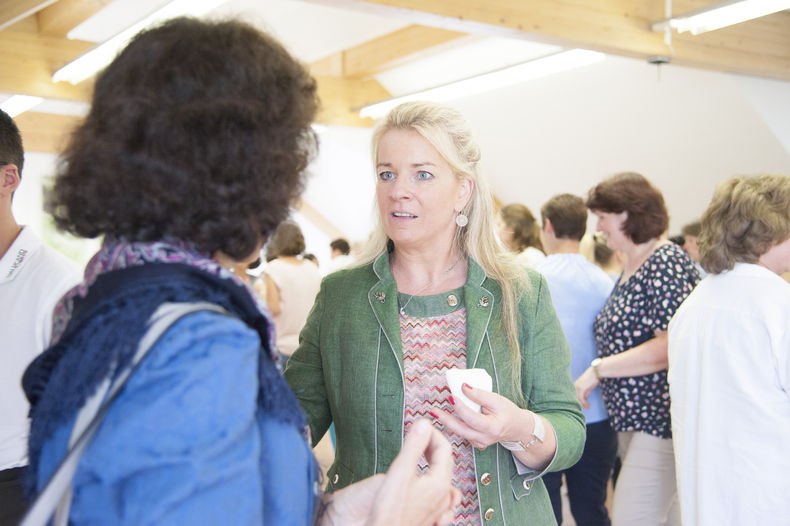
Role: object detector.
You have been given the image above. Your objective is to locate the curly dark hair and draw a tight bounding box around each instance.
[48,17,318,260]
[586,172,668,244]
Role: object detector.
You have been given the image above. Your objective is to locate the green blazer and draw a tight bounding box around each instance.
[285,253,585,526]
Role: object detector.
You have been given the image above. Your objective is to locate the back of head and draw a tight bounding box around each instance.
[330,238,350,255]
[681,220,701,238]
[0,110,24,177]
[268,222,306,257]
[699,174,790,274]
[500,203,544,252]
[540,193,587,241]
[586,172,668,244]
[48,17,318,260]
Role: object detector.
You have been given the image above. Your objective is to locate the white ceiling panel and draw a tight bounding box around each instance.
[374,36,562,96]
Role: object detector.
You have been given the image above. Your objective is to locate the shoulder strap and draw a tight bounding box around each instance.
[21,302,228,526]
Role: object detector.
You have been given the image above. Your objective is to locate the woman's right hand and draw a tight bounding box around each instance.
[574,367,599,409]
[322,419,459,526]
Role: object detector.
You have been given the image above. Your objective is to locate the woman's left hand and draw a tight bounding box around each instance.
[431,383,532,449]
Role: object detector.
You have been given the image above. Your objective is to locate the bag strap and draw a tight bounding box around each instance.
[21,301,228,526]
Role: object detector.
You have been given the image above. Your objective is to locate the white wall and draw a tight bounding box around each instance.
[450,54,790,235]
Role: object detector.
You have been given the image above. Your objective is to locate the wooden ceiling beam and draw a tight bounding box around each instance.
[15,111,83,153]
[311,24,467,78]
[0,0,57,32]
[36,0,113,37]
[0,30,94,100]
[314,74,391,127]
[312,0,790,81]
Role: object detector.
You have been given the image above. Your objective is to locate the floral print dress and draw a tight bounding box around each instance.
[593,243,699,438]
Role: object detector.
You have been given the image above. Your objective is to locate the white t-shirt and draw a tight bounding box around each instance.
[265,258,322,356]
[324,253,354,276]
[668,263,790,526]
[1,226,81,470]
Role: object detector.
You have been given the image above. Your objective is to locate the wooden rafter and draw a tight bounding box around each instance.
[37,0,114,37]
[307,0,790,81]
[0,0,58,32]
[310,24,466,78]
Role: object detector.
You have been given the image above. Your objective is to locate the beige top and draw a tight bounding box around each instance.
[265,258,322,355]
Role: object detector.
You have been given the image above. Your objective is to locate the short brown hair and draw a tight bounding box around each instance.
[540,194,587,241]
[268,222,306,257]
[699,175,790,274]
[0,110,24,177]
[586,172,668,244]
[499,203,544,253]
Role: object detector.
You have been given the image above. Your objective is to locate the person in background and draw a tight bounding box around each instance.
[0,109,80,526]
[324,237,353,274]
[20,18,457,525]
[574,172,699,526]
[680,220,708,278]
[497,203,546,268]
[303,252,319,267]
[264,221,323,363]
[591,235,624,280]
[286,101,585,525]
[668,175,790,525]
[536,194,617,526]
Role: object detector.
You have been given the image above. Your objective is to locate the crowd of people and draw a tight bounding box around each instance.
[1,14,788,526]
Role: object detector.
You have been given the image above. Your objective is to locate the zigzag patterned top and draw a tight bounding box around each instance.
[400,293,481,526]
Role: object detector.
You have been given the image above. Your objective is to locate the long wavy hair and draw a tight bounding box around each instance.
[357,101,528,403]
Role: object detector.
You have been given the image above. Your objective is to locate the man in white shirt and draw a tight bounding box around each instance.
[536,193,617,526]
[0,110,80,524]
[668,175,790,526]
[324,237,354,275]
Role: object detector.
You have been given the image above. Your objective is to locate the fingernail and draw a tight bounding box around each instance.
[428,411,439,419]
[463,382,472,390]
[448,395,455,405]
[413,419,430,434]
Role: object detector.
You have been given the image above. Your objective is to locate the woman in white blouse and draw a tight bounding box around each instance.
[668,174,790,526]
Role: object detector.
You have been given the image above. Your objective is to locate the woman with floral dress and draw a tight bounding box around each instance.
[575,172,699,526]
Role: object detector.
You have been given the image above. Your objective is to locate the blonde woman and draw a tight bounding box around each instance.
[286,101,585,525]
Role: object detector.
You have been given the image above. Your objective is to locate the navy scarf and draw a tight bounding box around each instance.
[23,262,306,492]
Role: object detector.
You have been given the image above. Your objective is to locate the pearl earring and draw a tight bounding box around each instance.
[455,212,468,227]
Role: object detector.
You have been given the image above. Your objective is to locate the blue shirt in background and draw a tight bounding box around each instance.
[536,253,614,424]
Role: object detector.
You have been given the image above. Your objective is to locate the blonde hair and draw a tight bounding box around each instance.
[357,101,529,404]
[700,174,790,274]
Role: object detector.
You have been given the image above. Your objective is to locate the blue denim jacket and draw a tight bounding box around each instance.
[34,311,318,525]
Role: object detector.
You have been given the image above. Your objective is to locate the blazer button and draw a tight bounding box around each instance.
[480,472,492,486]
[332,473,339,484]
[484,508,495,521]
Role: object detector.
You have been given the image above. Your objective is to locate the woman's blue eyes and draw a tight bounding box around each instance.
[378,171,434,181]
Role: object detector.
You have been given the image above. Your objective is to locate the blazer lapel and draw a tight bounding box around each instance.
[463,259,496,370]
[368,253,404,377]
